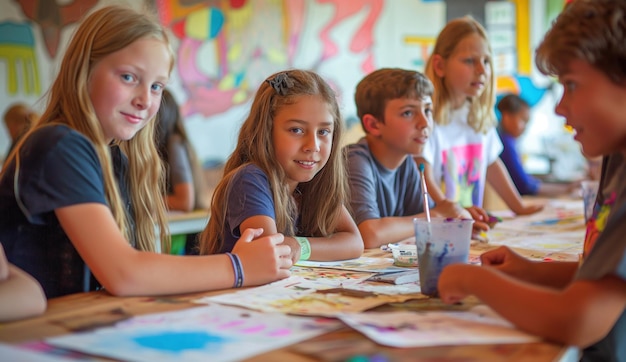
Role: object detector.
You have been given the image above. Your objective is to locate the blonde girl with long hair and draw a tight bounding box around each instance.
[415,16,542,220]
[199,70,363,262]
[0,5,290,299]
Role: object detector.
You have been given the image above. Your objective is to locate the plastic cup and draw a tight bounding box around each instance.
[581,180,599,223]
[413,217,474,297]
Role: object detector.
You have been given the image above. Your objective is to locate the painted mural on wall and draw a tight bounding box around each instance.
[157,1,369,118]
[0,0,445,162]
[0,0,98,96]
[155,0,392,120]
[0,0,572,168]
[145,0,445,163]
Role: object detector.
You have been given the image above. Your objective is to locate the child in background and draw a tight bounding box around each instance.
[346,68,476,248]
[497,93,576,196]
[0,243,46,321]
[0,5,291,299]
[156,89,208,212]
[3,102,39,155]
[415,16,543,219]
[199,70,363,262]
[438,1,626,359]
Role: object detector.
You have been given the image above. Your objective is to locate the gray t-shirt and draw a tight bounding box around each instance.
[345,138,431,225]
[576,153,626,362]
[166,134,192,194]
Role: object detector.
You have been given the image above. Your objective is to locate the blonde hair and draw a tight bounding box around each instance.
[199,70,348,254]
[2,5,174,253]
[425,16,496,134]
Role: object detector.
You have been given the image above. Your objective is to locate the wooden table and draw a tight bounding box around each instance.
[0,288,578,362]
[0,199,584,361]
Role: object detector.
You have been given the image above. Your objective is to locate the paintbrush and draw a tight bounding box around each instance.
[419,163,431,223]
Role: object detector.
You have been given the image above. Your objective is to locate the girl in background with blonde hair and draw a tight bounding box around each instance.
[0,5,291,299]
[415,16,542,221]
[199,70,363,262]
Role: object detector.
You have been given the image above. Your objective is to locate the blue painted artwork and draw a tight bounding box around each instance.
[46,303,339,362]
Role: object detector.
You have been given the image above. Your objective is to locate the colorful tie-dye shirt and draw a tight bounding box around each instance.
[421,101,503,207]
[582,153,626,258]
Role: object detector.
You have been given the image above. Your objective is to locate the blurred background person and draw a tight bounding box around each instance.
[497,94,577,197]
[3,102,39,155]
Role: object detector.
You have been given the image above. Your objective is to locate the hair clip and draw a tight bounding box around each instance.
[266,72,294,96]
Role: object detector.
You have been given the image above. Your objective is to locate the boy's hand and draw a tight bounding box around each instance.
[438,263,474,304]
[480,246,532,278]
[431,199,471,219]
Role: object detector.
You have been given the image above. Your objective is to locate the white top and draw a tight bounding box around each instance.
[422,101,503,207]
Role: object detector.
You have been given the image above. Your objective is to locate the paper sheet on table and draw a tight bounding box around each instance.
[338,305,540,347]
[47,303,340,362]
[0,343,77,361]
[296,256,409,273]
[196,276,421,317]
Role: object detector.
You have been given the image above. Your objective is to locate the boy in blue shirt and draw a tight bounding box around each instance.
[345,68,478,248]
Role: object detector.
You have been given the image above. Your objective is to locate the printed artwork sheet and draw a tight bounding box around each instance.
[338,305,540,348]
[197,276,420,317]
[47,303,340,362]
[296,256,409,273]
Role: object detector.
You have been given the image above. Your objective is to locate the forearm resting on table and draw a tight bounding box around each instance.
[358,216,419,249]
[93,250,241,296]
[486,160,534,213]
[297,232,364,261]
[512,261,579,289]
[460,267,626,346]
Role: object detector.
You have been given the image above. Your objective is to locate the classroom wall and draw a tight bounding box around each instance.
[0,0,584,179]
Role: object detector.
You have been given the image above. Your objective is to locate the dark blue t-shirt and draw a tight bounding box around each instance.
[0,125,133,298]
[220,164,283,253]
[498,128,540,195]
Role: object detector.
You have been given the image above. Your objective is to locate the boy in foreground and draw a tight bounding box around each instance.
[438,1,626,360]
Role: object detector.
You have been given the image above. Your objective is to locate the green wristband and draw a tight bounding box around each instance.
[294,236,311,261]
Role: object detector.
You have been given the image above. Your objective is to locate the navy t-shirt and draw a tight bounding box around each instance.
[498,128,540,195]
[221,164,279,253]
[0,125,133,298]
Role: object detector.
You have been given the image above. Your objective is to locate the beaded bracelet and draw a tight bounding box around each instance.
[226,252,244,288]
[294,236,311,261]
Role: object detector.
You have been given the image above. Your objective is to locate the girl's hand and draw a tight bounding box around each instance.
[281,237,302,265]
[463,206,490,232]
[232,228,292,286]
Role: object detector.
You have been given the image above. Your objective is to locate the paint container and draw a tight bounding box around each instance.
[389,244,418,267]
[581,180,599,223]
[413,218,474,297]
